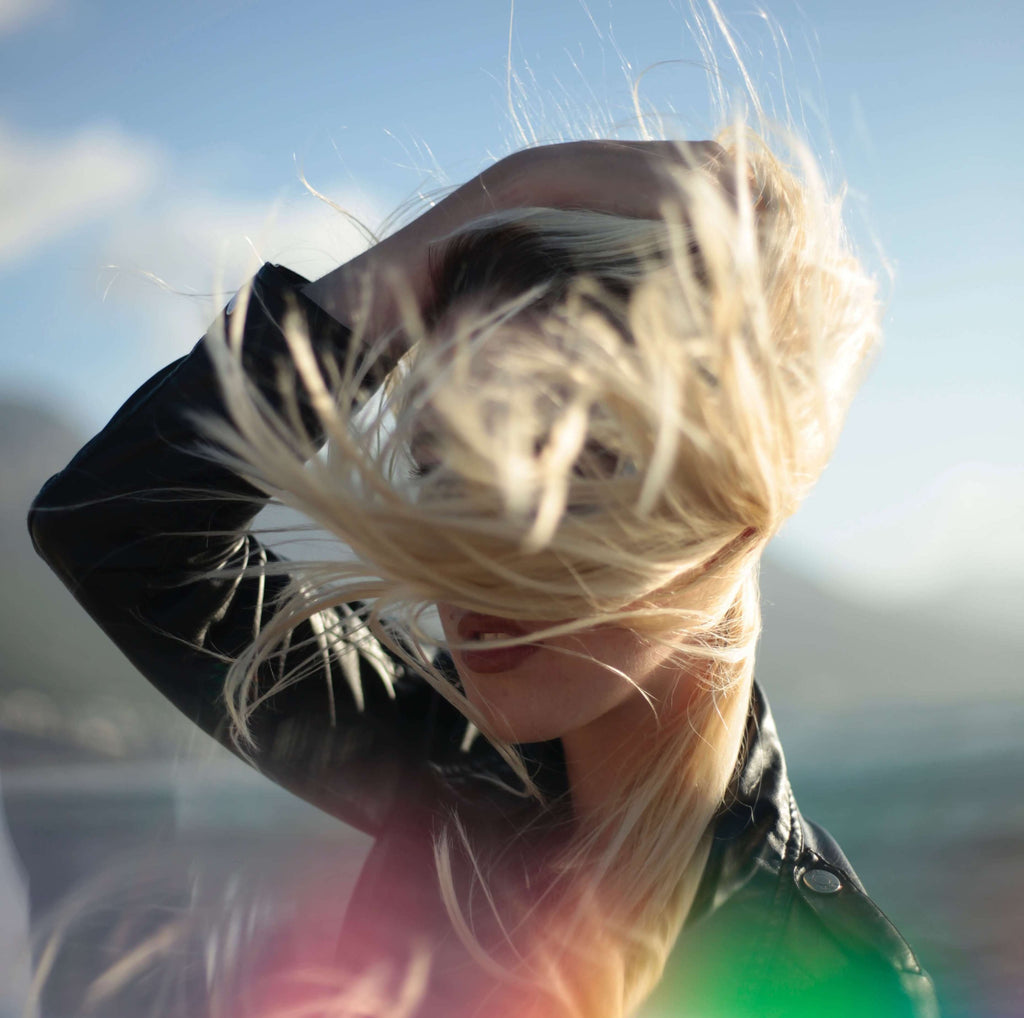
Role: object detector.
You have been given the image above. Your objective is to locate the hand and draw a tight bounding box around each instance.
[303,140,725,345]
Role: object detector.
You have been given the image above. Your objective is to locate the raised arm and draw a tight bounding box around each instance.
[28,266,422,832]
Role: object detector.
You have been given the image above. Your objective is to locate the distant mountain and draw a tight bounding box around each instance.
[758,557,1021,707]
[755,556,1023,778]
[0,394,84,484]
[1,396,193,763]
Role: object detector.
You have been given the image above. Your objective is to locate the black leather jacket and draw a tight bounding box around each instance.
[30,264,939,1017]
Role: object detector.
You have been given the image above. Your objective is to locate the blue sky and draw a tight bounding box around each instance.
[1,0,1021,625]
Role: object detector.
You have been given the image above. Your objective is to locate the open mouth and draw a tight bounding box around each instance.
[453,612,541,673]
[456,612,530,642]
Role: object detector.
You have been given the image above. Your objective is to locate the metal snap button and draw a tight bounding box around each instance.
[802,868,842,894]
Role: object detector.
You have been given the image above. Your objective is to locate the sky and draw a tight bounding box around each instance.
[1,0,1021,628]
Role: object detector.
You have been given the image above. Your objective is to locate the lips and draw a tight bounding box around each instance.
[452,612,541,674]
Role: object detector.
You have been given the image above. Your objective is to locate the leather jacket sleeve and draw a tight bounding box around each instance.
[27,263,467,834]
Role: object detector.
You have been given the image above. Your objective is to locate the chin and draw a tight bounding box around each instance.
[468,701,566,745]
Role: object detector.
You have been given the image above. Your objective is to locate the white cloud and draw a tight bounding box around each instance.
[0,115,396,428]
[0,0,54,35]
[104,187,382,303]
[96,184,389,359]
[0,121,161,268]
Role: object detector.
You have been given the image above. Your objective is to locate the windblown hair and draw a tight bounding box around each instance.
[201,126,879,1017]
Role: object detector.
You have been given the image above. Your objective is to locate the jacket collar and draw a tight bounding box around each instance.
[445,677,796,907]
[686,681,797,923]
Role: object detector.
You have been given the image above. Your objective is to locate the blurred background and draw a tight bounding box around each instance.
[0,0,1021,1015]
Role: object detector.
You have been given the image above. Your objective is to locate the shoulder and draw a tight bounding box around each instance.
[643,685,940,1018]
[649,807,939,1018]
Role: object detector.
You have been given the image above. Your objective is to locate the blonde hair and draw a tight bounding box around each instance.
[201,125,879,1017]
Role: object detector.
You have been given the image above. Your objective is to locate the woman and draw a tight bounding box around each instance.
[29,136,938,1017]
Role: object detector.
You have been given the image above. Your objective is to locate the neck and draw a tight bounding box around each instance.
[561,664,693,829]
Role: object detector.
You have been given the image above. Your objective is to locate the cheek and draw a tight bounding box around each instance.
[450,640,640,745]
[560,629,668,684]
[434,607,682,741]
[568,631,686,711]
